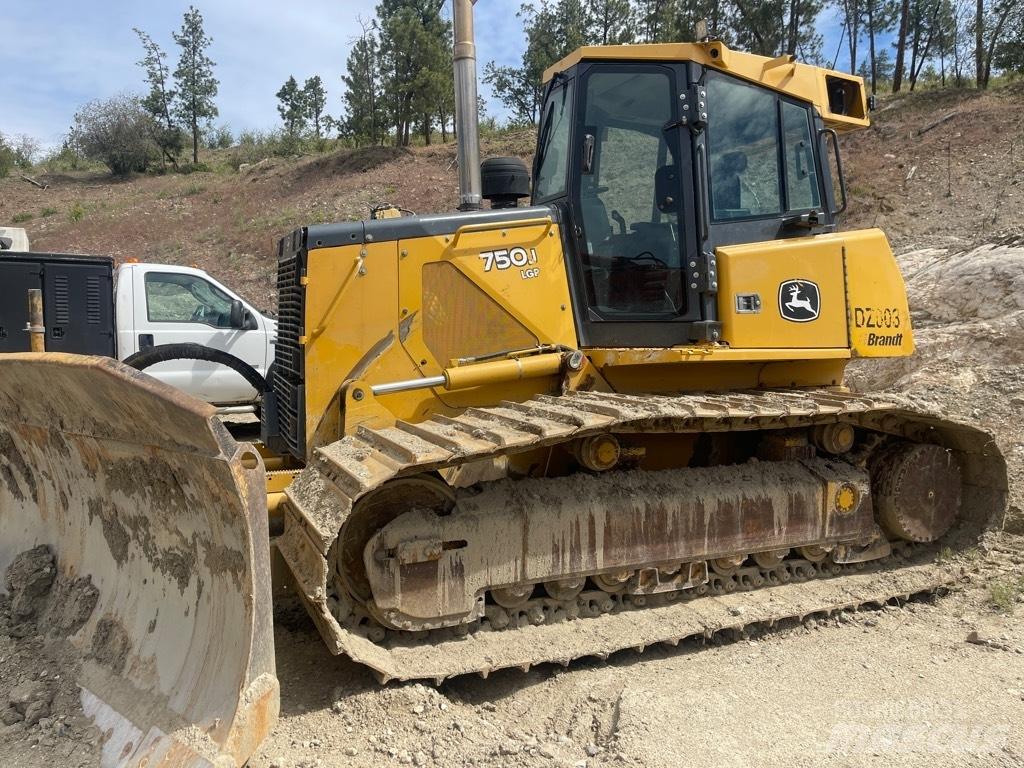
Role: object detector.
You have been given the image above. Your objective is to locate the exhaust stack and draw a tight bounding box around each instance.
[453,0,482,211]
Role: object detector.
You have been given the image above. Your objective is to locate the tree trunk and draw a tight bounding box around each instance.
[975,0,984,88]
[192,118,199,164]
[787,0,801,56]
[845,0,859,74]
[892,0,910,92]
[867,0,878,94]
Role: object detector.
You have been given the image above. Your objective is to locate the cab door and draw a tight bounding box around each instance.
[129,265,269,404]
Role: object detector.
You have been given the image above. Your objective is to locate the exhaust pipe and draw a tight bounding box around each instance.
[453,0,482,211]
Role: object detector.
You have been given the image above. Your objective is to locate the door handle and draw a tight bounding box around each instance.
[139,333,154,350]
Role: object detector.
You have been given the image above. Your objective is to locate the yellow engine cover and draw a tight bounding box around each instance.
[717,237,849,348]
[715,229,913,357]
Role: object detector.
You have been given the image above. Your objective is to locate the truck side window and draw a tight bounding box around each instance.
[145,272,234,328]
[533,79,574,201]
[707,73,783,220]
[782,101,821,211]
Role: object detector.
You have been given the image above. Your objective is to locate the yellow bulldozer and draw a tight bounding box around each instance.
[0,1,1007,765]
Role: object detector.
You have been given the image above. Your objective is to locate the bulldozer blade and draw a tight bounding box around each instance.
[0,354,278,767]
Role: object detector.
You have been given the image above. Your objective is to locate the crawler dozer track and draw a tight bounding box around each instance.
[0,355,277,767]
[279,389,1007,683]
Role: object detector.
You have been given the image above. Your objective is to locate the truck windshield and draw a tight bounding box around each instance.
[576,68,685,319]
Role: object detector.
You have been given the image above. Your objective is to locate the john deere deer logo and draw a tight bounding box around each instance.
[778,279,820,322]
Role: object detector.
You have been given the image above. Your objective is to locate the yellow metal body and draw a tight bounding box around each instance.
[296,218,912,456]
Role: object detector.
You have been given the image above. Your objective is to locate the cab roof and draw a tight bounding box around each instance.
[543,41,870,132]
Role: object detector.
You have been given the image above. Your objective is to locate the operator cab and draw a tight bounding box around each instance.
[532,45,853,347]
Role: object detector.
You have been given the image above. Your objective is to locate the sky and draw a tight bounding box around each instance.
[3,1,850,151]
[1,0,526,150]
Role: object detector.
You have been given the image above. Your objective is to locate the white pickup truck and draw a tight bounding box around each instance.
[0,228,276,407]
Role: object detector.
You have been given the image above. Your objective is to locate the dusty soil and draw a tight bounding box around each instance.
[0,547,103,767]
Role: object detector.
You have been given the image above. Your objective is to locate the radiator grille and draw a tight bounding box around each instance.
[273,230,306,459]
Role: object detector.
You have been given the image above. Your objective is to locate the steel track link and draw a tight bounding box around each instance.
[277,388,1007,683]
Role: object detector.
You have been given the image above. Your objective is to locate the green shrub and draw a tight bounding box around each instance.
[40,207,58,218]
[0,137,15,179]
[69,94,159,175]
[69,202,86,222]
[11,212,33,223]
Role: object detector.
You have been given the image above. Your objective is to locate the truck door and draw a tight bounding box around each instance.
[130,266,269,405]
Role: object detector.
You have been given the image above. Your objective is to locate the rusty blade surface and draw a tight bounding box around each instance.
[0,354,278,768]
[280,388,1007,682]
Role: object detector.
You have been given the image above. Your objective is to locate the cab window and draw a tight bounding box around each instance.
[707,73,782,220]
[145,272,234,327]
[533,79,574,201]
[783,101,821,210]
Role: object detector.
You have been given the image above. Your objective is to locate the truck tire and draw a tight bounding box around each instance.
[123,342,268,401]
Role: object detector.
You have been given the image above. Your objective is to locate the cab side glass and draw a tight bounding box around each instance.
[707,73,782,220]
[533,80,575,201]
[783,101,821,211]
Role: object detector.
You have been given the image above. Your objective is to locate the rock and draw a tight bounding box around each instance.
[24,699,50,726]
[413,752,427,766]
[586,743,600,757]
[343,746,357,757]
[539,744,557,758]
[498,742,520,755]
[415,719,429,732]
[9,680,48,713]
[412,704,425,715]
[728,606,744,617]
[267,757,288,768]
[1,708,23,726]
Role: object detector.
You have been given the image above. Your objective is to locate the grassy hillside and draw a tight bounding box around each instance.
[2,85,1021,310]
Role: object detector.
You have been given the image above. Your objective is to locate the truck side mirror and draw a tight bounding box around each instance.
[229,299,245,329]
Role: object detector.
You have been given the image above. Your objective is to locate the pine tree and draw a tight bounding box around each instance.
[376,0,450,147]
[342,19,382,145]
[172,6,219,163]
[485,0,592,125]
[133,28,183,167]
[276,76,305,137]
[303,76,327,139]
[588,0,634,43]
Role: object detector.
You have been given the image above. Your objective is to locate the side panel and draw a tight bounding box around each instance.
[0,260,42,353]
[841,229,915,357]
[398,221,577,410]
[300,218,579,454]
[42,260,116,356]
[716,236,848,348]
